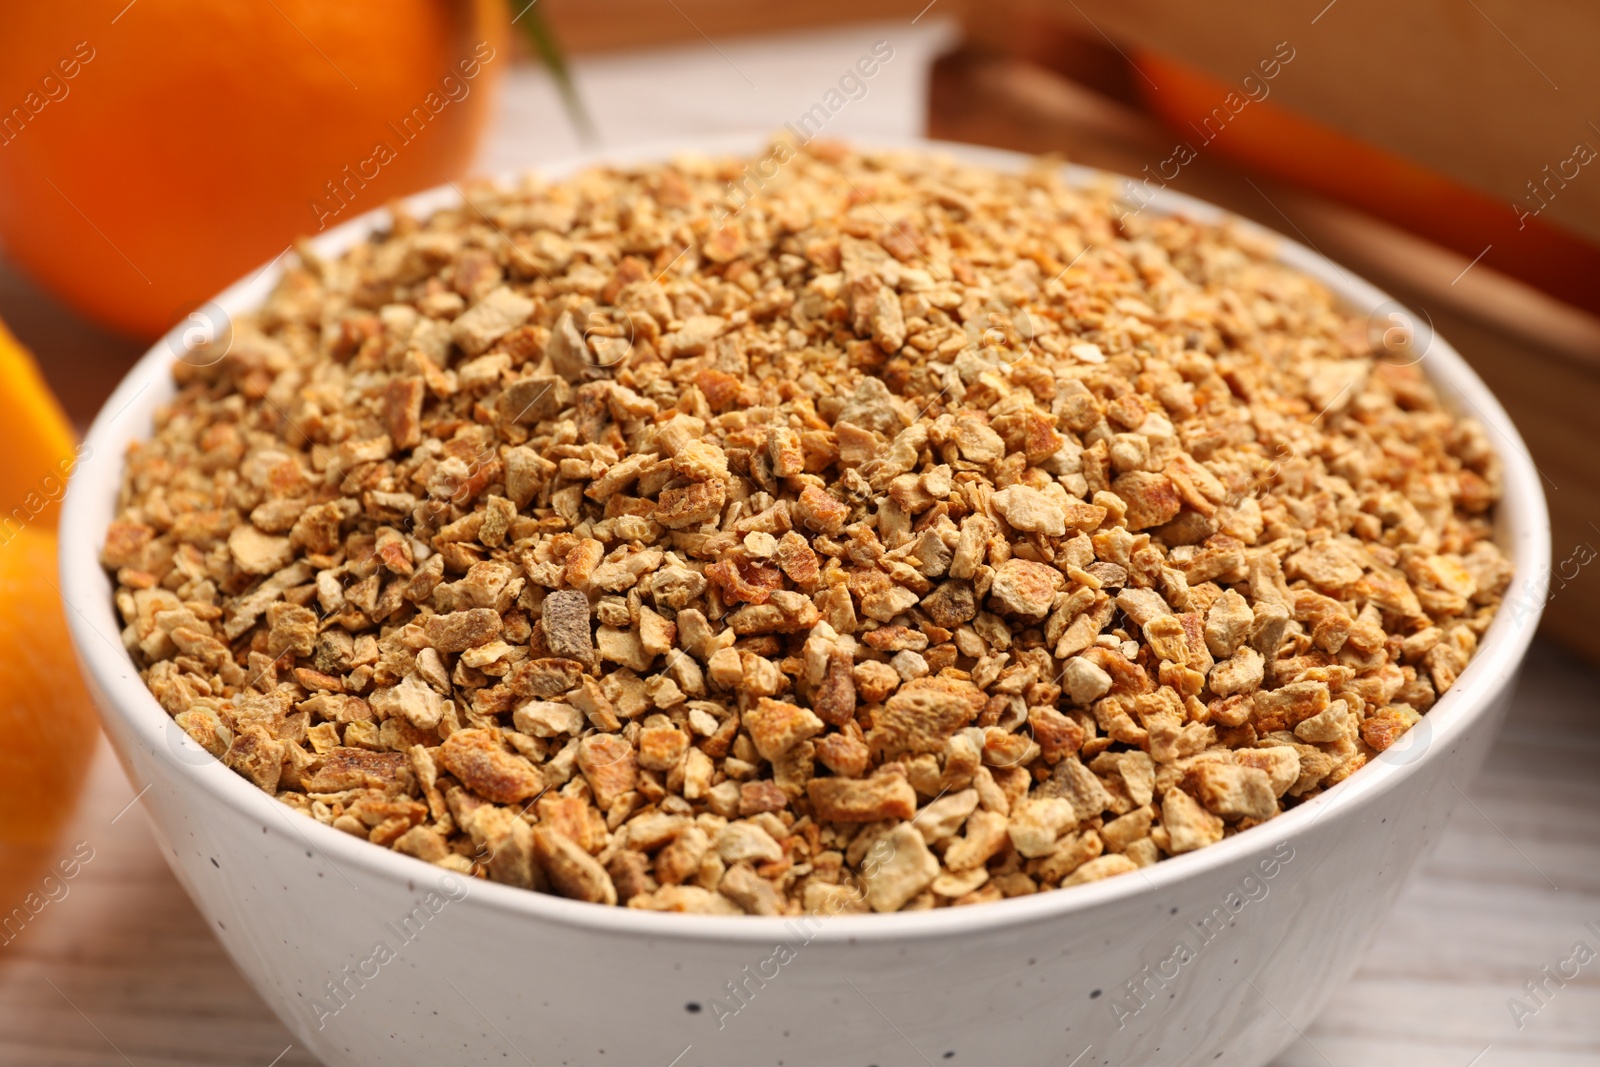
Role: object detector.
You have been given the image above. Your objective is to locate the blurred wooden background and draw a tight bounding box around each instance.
[972,0,1600,242]
[534,0,928,53]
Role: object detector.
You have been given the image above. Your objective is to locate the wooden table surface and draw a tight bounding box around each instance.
[2,19,1597,1065]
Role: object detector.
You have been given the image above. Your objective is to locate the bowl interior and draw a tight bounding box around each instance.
[58,134,1552,942]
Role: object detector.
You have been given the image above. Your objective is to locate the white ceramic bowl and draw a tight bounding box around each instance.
[60,137,1550,1067]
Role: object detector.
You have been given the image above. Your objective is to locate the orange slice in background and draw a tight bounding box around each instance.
[0,318,100,920]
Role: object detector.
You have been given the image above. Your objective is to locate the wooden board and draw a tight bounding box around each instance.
[958,0,1600,246]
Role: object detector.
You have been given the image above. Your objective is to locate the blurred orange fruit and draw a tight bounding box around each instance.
[0,318,98,912]
[0,0,509,339]
[0,318,77,524]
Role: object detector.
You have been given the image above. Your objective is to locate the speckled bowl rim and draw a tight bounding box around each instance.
[60,134,1551,945]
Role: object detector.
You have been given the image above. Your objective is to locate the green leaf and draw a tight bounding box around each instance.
[510,2,596,144]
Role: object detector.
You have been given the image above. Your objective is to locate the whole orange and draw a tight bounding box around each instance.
[0,318,99,916]
[0,0,509,339]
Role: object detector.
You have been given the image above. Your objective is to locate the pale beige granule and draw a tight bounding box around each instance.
[103,141,1511,914]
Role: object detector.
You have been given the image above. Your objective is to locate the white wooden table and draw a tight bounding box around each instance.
[2,19,1597,1065]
